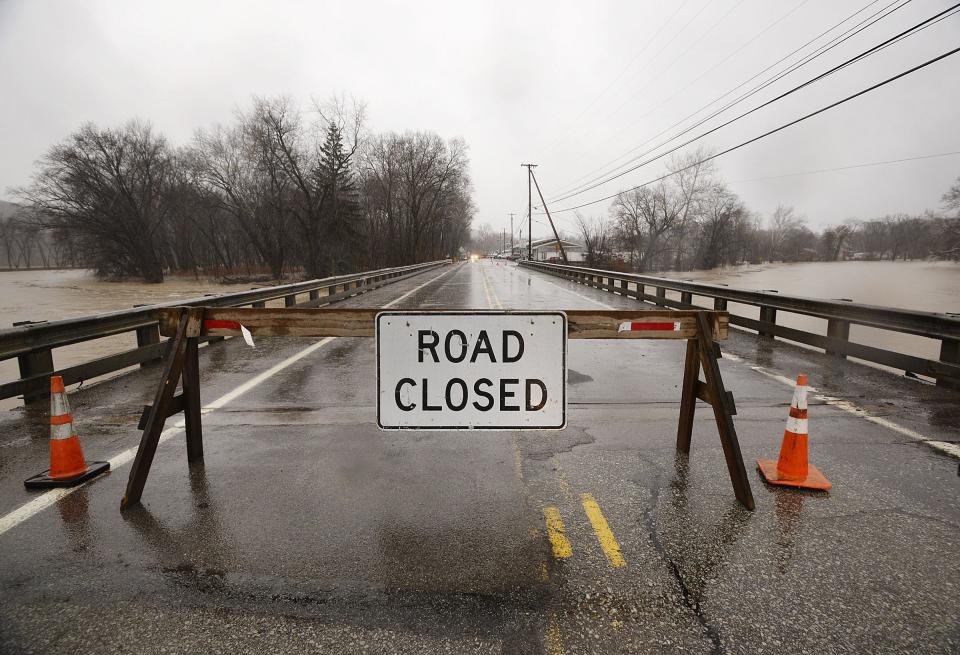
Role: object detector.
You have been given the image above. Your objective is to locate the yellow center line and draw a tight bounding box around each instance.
[543,507,573,559]
[538,562,549,583]
[483,263,523,483]
[581,493,626,568]
[512,441,525,481]
[480,263,504,309]
[545,613,565,655]
[490,261,566,653]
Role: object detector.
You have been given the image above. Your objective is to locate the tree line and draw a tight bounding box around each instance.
[6,96,474,281]
[570,150,960,271]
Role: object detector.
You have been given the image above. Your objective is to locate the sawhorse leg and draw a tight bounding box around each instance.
[121,308,204,510]
[675,312,755,510]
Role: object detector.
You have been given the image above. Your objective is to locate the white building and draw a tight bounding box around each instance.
[512,237,587,262]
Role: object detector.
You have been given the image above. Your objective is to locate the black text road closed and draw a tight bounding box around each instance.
[376,311,567,430]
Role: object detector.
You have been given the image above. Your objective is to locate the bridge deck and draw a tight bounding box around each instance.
[1,260,958,654]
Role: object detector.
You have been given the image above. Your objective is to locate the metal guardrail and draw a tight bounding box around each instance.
[0,260,449,403]
[520,260,960,388]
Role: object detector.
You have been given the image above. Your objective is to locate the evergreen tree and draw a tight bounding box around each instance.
[317,123,362,275]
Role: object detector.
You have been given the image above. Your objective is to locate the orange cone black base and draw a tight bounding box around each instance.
[24,375,111,490]
[24,461,110,489]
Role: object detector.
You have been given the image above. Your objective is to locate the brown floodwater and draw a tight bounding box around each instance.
[655,260,960,376]
[0,269,281,411]
[1,262,958,410]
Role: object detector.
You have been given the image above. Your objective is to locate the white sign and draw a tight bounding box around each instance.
[376,311,567,430]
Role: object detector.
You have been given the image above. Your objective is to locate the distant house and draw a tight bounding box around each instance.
[512,237,587,262]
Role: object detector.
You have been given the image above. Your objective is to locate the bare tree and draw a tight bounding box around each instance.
[16,121,174,281]
[694,186,745,269]
[193,110,292,279]
[360,131,473,267]
[575,213,612,267]
[766,204,805,261]
[942,175,960,216]
[666,152,713,271]
[470,223,500,254]
[611,150,714,272]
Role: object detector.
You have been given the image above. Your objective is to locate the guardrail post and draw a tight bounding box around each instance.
[284,294,297,307]
[309,289,320,302]
[655,287,666,307]
[681,291,693,306]
[938,338,959,389]
[133,304,162,367]
[636,283,644,300]
[714,298,727,311]
[135,324,162,366]
[13,320,53,404]
[759,306,777,338]
[826,319,851,358]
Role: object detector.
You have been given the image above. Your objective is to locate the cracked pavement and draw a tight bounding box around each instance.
[1,259,958,654]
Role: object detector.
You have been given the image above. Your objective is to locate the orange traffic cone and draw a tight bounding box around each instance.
[756,374,831,491]
[24,376,109,489]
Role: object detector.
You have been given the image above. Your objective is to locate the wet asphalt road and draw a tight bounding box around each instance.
[1,259,958,654]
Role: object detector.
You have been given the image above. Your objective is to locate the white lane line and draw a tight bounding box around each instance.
[0,337,336,537]
[747,363,959,459]
[0,266,457,537]
[527,268,960,461]
[383,265,458,309]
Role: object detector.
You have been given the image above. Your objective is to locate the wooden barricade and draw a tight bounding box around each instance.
[121,307,754,511]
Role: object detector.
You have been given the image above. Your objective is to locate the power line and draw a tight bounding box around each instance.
[548,0,923,203]
[597,0,751,126]
[549,0,815,194]
[547,0,894,200]
[726,150,960,184]
[540,44,960,215]
[545,3,959,205]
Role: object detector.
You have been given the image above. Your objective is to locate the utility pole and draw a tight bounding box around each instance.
[509,213,515,257]
[521,164,537,260]
[529,169,568,264]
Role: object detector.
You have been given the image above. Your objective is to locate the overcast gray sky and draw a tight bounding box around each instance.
[1,0,958,237]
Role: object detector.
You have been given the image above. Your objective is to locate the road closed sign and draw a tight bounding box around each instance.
[377,311,567,430]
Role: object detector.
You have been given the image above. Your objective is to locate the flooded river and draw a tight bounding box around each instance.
[1,262,958,410]
[657,260,960,375]
[657,260,960,314]
[0,269,261,411]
